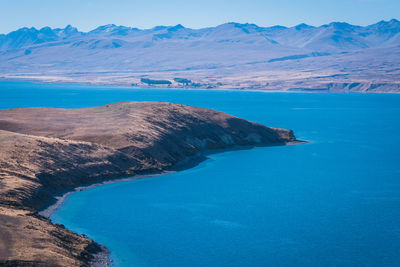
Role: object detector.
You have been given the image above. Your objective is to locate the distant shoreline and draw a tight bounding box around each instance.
[1,77,399,94]
[0,77,307,93]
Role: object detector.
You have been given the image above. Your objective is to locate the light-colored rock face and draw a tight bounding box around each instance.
[0,101,296,266]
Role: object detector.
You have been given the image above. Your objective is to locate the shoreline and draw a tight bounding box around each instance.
[0,77,310,93]
[1,77,399,94]
[40,141,306,218]
[39,140,306,215]
[37,141,306,266]
[36,154,217,267]
[38,171,177,267]
[38,172,173,218]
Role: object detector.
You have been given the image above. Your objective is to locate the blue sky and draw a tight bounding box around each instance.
[1,0,399,33]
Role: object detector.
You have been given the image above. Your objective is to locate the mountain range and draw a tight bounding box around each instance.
[0,19,399,92]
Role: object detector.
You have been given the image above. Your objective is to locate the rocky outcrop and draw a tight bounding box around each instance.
[0,102,297,266]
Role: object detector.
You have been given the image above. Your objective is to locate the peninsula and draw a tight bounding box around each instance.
[0,102,298,266]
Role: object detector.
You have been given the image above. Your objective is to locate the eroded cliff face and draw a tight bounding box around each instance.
[0,102,297,266]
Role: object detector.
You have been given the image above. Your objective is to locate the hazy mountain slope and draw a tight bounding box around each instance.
[0,19,399,92]
[2,19,398,51]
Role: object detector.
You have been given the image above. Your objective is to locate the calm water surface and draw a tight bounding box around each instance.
[2,81,400,266]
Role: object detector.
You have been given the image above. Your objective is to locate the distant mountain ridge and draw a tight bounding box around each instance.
[0,19,399,92]
[1,19,399,51]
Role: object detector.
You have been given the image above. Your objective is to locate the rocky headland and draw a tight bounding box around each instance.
[0,101,298,266]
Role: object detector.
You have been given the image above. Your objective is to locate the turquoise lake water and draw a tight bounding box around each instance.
[2,81,400,266]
